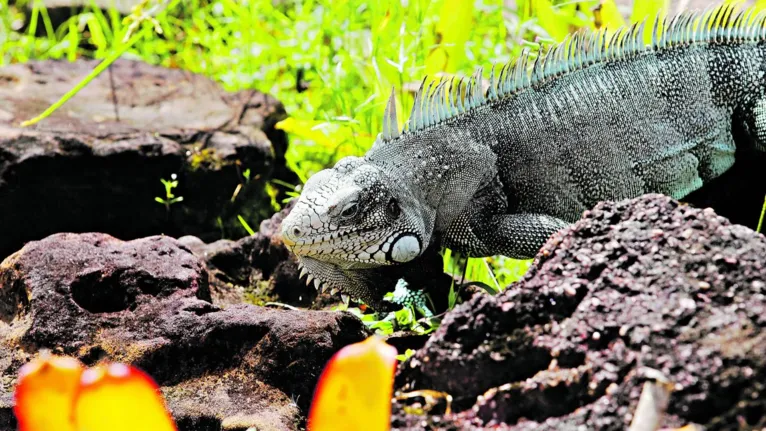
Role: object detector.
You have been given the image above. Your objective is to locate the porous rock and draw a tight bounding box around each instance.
[0,232,370,430]
[394,194,766,430]
[177,199,321,309]
[0,59,297,259]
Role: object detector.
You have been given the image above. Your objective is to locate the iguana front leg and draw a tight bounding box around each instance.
[444,211,569,259]
[442,174,569,259]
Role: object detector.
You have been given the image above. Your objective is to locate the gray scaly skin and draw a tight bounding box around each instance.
[281,4,766,309]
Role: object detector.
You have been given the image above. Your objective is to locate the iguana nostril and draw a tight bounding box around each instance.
[291,226,302,238]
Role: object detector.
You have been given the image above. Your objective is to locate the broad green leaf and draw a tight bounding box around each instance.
[532,0,571,41]
[395,307,415,326]
[275,118,359,150]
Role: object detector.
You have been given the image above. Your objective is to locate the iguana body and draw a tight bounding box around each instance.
[281,5,766,309]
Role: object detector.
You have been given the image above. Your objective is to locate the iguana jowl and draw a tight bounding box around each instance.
[280,4,766,309]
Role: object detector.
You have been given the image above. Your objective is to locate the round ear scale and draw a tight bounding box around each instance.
[390,234,421,263]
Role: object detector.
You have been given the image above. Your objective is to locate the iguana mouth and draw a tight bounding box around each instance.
[295,256,357,295]
[283,224,380,246]
[283,227,397,266]
[294,256,395,310]
[296,257,327,292]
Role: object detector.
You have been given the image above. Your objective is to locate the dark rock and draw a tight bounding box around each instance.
[178,233,317,308]
[178,199,320,309]
[0,232,370,429]
[394,194,766,430]
[0,59,298,259]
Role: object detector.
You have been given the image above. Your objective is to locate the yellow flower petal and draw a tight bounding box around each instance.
[308,336,398,431]
[14,354,84,431]
[73,363,177,431]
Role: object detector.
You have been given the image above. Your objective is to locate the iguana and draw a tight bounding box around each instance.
[280,4,766,309]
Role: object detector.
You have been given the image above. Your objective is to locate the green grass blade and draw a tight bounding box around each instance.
[27,1,40,38]
[20,26,151,127]
[238,215,256,236]
[67,16,79,62]
[39,2,55,40]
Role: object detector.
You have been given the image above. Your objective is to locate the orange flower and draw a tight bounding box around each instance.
[73,363,177,431]
[14,354,83,431]
[13,354,176,431]
[16,337,399,431]
[308,336,398,431]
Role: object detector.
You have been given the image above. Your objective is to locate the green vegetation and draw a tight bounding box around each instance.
[1,0,664,173]
[238,214,256,236]
[10,0,766,324]
[348,304,441,336]
[154,175,183,211]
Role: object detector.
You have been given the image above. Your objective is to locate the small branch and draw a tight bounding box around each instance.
[108,65,120,122]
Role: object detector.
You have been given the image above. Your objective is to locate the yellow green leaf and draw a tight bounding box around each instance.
[630,0,669,24]
[594,0,626,30]
[424,0,474,75]
[532,0,571,41]
[275,118,357,150]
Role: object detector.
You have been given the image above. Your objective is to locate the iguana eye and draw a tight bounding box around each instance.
[340,202,358,218]
[386,198,400,219]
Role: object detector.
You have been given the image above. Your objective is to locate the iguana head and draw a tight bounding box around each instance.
[281,155,432,269]
[279,85,496,301]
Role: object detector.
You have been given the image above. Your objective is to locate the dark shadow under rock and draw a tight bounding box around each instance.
[684,146,766,230]
[0,59,298,260]
[0,232,370,429]
[394,194,766,430]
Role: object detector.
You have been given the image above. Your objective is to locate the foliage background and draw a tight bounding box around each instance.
[3,0,757,292]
